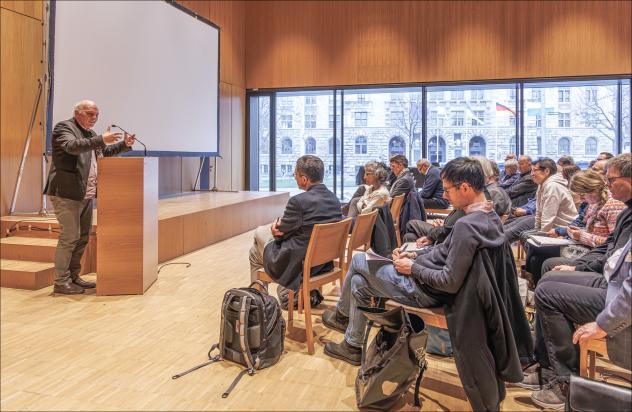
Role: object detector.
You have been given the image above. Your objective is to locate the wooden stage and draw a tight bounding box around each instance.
[1,191,289,289]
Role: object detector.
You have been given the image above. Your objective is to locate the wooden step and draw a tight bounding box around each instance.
[0,259,55,290]
[1,216,61,239]
[0,237,58,261]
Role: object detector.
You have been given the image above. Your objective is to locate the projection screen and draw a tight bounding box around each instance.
[48,0,219,156]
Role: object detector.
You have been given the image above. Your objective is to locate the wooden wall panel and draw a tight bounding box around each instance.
[0,5,44,216]
[0,0,42,20]
[245,0,632,89]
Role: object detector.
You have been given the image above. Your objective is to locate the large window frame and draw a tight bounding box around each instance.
[247,76,630,199]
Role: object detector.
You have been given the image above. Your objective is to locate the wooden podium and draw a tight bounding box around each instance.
[96,157,158,295]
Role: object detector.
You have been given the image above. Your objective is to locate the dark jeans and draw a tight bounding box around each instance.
[402,220,433,243]
[503,215,535,244]
[534,271,607,381]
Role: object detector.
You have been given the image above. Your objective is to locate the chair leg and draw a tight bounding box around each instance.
[588,351,597,379]
[579,342,588,378]
[298,286,303,315]
[395,224,401,248]
[303,284,315,355]
[288,289,294,327]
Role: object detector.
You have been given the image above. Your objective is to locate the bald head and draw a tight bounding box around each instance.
[73,100,99,130]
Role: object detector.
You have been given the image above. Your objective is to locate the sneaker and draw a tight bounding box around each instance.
[324,339,361,366]
[531,380,567,410]
[513,366,554,390]
[322,309,349,333]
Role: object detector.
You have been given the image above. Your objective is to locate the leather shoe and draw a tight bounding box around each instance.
[53,282,84,295]
[72,276,96,289]
[322,309,349,333]
[324,339,361,366]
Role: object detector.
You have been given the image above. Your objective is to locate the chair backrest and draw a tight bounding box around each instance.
[390,194,405,222]
[348,209,378,253]
[305,218,353,268]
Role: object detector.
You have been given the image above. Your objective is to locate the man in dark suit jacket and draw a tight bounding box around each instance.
[388,154,415,198]
[417,158,449,209]
[44,100,133,294]
[506,155,538,207]
[249,155,342,294]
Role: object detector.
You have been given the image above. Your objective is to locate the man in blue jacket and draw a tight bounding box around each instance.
[417,158,449,209]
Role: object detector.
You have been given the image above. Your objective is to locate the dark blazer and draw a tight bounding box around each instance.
[420,166,446,203]
[399,191,426,238]
[263,183,342,291]
[370,204,397,258]
[44,118,130,200]
[505,170,538,208]
[389,169,415,198]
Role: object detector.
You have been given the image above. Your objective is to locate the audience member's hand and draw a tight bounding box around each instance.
[513,208,527,217]
[102,127,122,144]
[394,258,413,275]
[431,219,443,228]
[546,229,559,238]
[553,264,576,272]
[573,322,607,344]
[567,226,581,241]
[416,237,432,248]
[124,133,136,147]
[392,248,415,260]
[271,218,284,237]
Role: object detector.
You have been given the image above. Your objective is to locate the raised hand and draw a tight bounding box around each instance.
[124,133,136,147]
[102,126,122,144]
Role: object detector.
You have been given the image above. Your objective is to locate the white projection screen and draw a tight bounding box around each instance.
[49,0,219,156]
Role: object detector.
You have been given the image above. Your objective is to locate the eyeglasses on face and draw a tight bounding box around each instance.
[606,175,626,185]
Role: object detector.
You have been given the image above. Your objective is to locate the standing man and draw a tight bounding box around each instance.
[44,100,134,294]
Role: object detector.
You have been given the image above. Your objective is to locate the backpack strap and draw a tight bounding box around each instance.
[360,320,374,369]
[171,344,221,379]
[238,296,256,372]
[221,368,254,398]
[248,280,269,292]
[413,357,428,407]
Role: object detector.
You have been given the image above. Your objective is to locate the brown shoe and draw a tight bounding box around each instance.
[72,276,96,289]
[53,282,85,295]
[324,339,361,366]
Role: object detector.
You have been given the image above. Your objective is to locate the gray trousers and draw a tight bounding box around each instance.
[503,215,535,244]
[249,224,274,282]
[50,196,93,285]
[402,220,433,243]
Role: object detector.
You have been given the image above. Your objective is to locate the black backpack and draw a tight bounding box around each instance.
[355,305,429,410]
[172,281,285,397]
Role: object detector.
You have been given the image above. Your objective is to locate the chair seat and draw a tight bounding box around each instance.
[385,301,447,329]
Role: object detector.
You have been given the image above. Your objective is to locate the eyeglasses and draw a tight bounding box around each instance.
[443,183,462,193]
[606,175,626,185]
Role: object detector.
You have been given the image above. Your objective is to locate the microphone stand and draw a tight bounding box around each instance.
[111,124,146,156]
[193,155,237,193]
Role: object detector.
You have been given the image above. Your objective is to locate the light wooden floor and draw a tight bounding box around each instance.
[1,231,542,411]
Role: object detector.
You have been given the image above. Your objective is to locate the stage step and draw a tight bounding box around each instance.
[0,259,55,290]
[0,237,58,261]
[1,216,61,239]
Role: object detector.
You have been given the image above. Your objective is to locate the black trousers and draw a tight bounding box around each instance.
[422,197,449,209]
[534,271,606,381]
[525,244,561,284]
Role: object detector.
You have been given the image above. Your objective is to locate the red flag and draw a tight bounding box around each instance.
[496,102,516,116]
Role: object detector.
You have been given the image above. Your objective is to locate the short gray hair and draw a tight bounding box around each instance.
[472,156,493,179]
[73,99,97,113]
[416,158,431,169]
[607,153,631,178]
[364,161,389,185]
[295,155,324,183]
[504,159,518,170]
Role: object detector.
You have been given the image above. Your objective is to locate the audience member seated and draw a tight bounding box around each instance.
[591,159,608,177]
[321,157,528,410]
[522,158,577,284]
[416,158,449,209]
[249,155,342,302]
[539,153,631,276]
[597,151,614,161]
[499,158,520,189]
[503,197,536,243]
[388,154,415,198]
[526,237,631,410]
[524,170,623,285]
[506,155,538,207]
[475,156,512,218]
[557,155,575,172]
[347,161,390,217]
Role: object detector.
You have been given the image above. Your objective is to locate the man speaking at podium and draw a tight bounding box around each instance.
[44,100,135,295]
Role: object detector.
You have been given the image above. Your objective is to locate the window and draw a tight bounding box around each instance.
[305,137,316,154]
[585,89,597,103]
[585,137,597,155]
[536,136,542,156]
[357,94,366,102]
[451,90,464,100]
[454,133,463,157]
[509,115,516,127]
[305,114,316,128]
[354,111,368,127]
[558,88,570,102]
[535,114,542,127]
[558,137,571,155]
[428,136,446,163]
[469,135,486,156]
[412,136,422,162]
[329,113,340,129]
[305,96,316,105]
[281,138,292,154]
[389,136,405,157]
[558,112,570,127]
[280,115,292,129]
[472,110,485,126]
[328,137,340,155]
[531,89,542,102]
[471,89,485,100]
[390,111,404,127]
[429,110,438,127]
[510,136,517,155]
[355,135,367,154]
[509,89,516,100]
[452,111,464,126]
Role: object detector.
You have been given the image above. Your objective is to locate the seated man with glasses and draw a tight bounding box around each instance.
[321,157,505,365]
[248,155,343,307]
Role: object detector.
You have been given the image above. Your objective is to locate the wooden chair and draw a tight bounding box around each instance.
[257,217,352,355]
[341,209,379,282]
[390,194,405,247]
[580,337,608,379]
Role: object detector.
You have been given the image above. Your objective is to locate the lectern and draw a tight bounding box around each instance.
[96,157,158,295]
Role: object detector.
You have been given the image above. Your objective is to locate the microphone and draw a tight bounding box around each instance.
[111,124,147,157]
